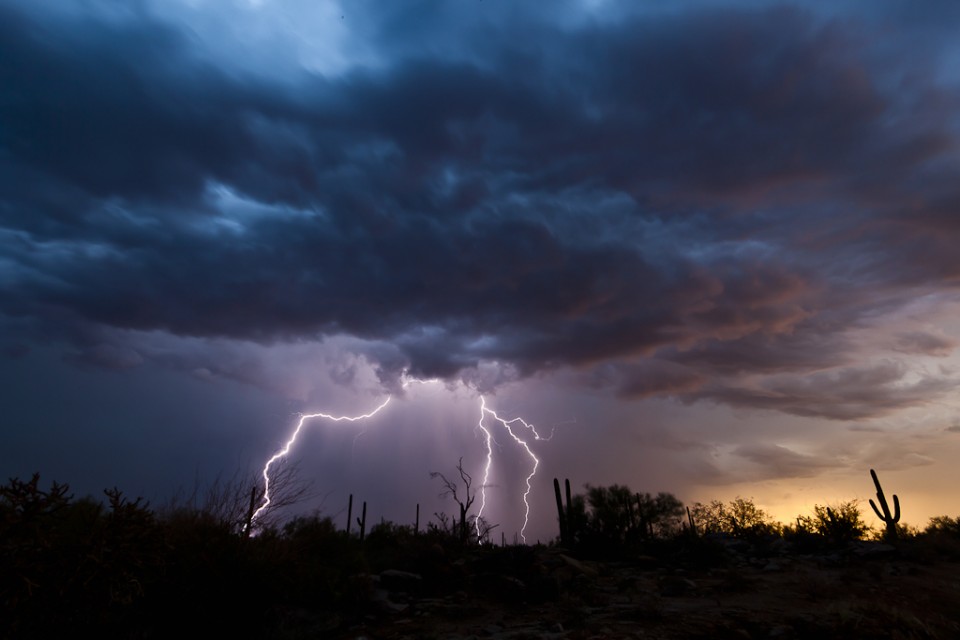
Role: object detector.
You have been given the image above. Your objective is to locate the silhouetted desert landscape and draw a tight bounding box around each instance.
[4,472,959,638]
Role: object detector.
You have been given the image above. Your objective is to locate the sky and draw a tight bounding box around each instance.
[2,0,960,542]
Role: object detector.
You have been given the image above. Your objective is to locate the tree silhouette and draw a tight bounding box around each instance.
[430,457,477,544]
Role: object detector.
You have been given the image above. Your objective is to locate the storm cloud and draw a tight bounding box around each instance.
[2,0,959,418]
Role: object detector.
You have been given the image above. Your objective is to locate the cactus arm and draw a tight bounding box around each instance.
[868,469,901,542]
[869,468,895,520]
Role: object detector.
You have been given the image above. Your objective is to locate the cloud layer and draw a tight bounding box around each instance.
[2,0,959,419]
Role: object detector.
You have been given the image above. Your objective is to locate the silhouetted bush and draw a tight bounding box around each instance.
[563,484,686,557]
[784,500,871,551]
[912,516,960,560]
[1,475,162,636]
[690,497,780,539]
[924,515,960,536]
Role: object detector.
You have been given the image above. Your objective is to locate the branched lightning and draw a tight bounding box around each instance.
[476,396,547,543]
[250,397,391,526]
[250,378,557,544]
[475,398,496,540]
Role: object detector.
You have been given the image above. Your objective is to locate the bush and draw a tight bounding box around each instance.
[1,475,162,636]
[690,497,780,539]
[565,484,685,556]
[810,501,870,543]
[924,515,960,536]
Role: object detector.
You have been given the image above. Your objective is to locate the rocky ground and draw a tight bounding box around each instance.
[299,540,960,640]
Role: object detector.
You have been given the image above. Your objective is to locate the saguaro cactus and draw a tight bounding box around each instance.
[554,477,577,546]
[357,500,367,542]
[868,468,900,542]
[346,494,353,535]
[554,478,568,546]
[686,506,697,538]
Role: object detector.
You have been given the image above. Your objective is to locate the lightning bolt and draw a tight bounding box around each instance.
[250,397,392,527]
[475,396,546,543]
[475,398,495,541]
[249,378,556,543]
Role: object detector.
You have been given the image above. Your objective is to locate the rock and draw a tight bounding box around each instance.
[370,588,409,614]
[658,576,697,597]
[379,569,424,593]
[632,554,659,569]
[527,573,562,602]
[558,554,598,577]
[769,538,790,554]
[852,542,896,558]
[472,572,527,602]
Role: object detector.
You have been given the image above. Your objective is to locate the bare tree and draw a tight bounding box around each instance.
[430,457,477,544]
[246,460,318,534]
[162,460,314,534]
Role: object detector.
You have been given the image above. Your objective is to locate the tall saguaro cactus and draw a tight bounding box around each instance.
[554,478,567,545]
[868,468,900,542]
[346,494,353,535]
[554,478,576,546]
[357,500,367,542]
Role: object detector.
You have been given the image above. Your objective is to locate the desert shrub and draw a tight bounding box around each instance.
[811,501,870,543]
[690,497,779,539]
[356,519,418,571]
[924,515,960,536]
[367,519,415,543]
[583,484,637,547]
[280,513,365,590]
[637,491,687,537]
[1,475,163,636]
[784,501,870,551]
[914,515,960,560]
[568,484,685,556]
[149,506,266,634]
[161,461,313,534]
[561,492,589,545]
[426,510,498,548]
[813,500,870,544]
[867,521,918,542]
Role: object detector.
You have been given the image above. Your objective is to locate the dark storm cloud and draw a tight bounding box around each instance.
[2,1,959,416]
[607,360,707,399]
[63,343,144,371]
[665,328,856,377]
[695,361,955,421]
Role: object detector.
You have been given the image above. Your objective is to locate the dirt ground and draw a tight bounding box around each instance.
[328,542,960,640]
